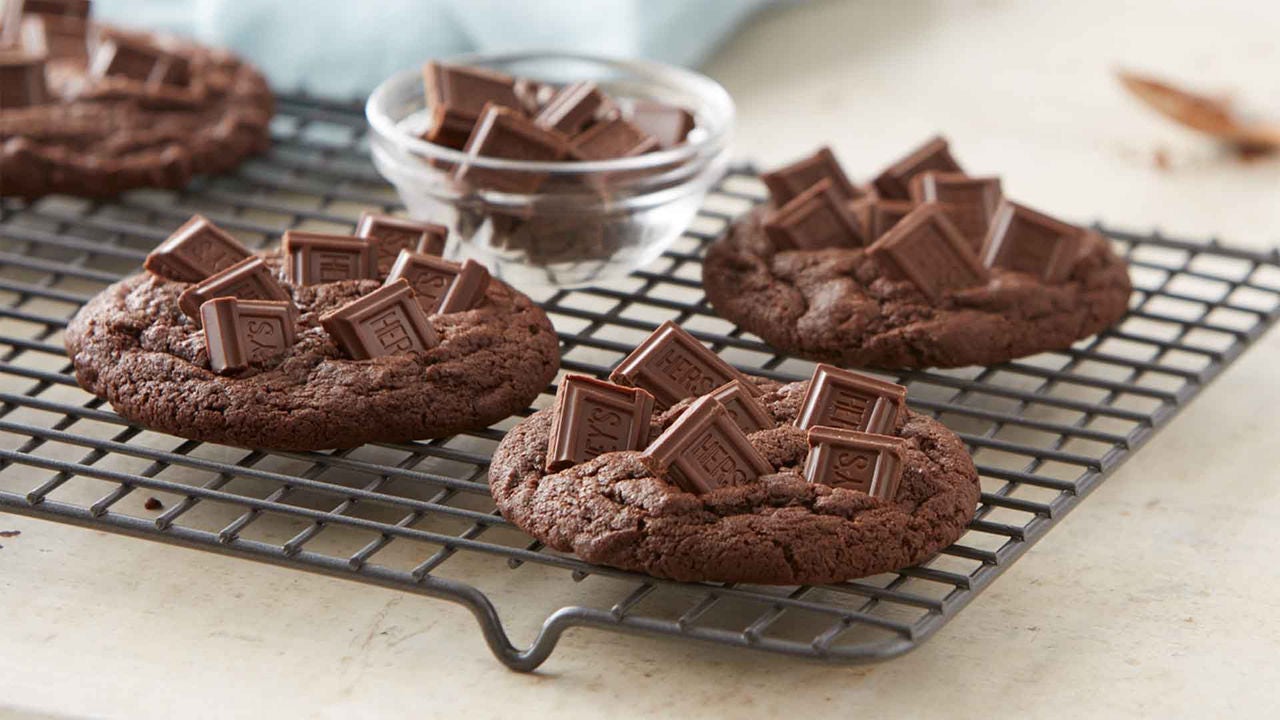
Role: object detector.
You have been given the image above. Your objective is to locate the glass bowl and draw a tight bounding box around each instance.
[366,51,734,288]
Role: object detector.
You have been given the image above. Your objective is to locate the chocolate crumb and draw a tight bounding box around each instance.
[0,530,20,538]
[144,497,164,511]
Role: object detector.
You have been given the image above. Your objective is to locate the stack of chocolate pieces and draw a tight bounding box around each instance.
[542,321,912,502]
[142,212,492,374]
[0,0,90,108]
[759,136,1097,300]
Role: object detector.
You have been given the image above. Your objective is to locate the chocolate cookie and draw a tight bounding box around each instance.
[490,377,980,585]
[0,2,273,198]
[65,249,560,451]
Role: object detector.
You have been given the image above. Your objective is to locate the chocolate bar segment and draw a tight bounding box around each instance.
[354,212,447,275]
[568,117,657,160]
[850,198,915,243]
[910,172,1002,252]
[872,135,963,200]
[89,32,191,88]
[867,203,989,301]
[455,103,570,193]
[423,61,521,124]
[763,179,865,250]
[642,396,773,494]
[804,426,906,501]
[609,320,752,410]
[535,81,614,135]
[15,2,89,60]
[319,279,439,360]
[980,200,1084,283]
[625,99,694,148]
[144,214,251,282]
[762,146,861,205]
[200,297,297,374]
[385,251,490,314]
[794,364,907,435]
[178,256,294,324]
[545,374,655,472]
[281,231,375,285]
[0,54,48,108]
[709,379,773,434]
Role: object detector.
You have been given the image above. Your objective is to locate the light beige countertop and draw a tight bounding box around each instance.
[2,1,1279,718]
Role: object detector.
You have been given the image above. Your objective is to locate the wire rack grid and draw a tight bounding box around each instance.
[1,94,1278,672]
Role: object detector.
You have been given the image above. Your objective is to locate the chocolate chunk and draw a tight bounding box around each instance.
[281,231,374,285]
[981,200,1084,283]
[354,212,447,275]
[178,256,294,324]
[545,374,655,472]
[872,135,963,200]
[910,172,1002,252]
[143,496,164,511]
[709,379,773,434]
[794,364,907,434]
[385,251,490,314]
[850,198,915,243]
[200,297,297,373]
[609,320,751,410]
[625,99,695,148]
[763,178,865,250]
[535,81,614,135]
[804,426,906,500]
[423,106,474,151]
[423,61,521,124]
[642,396,772,494]
[455,103,570,193]
[144,214,252,282]
[568,116,657,160]
[13,2,88,60]
[0,55,48,108]
[319,279,439,360]
[867,203,989,301]
[89,32,192,88]
[762,146,862,205]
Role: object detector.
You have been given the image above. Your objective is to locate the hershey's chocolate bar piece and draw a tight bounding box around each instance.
[568,116,657,160]
[423,106,474,151]
[0,54,48,108]
[385,251,490,314]
[455,103,570,193]
[178,256,294,324]
[763,179,865,250]
[910,172,1002,252]
[709,379,773,434]
[545,374,655,472]
[872,135,963,200]
[354,212,447,275]
[320,279,439,360]
[423,61,521,124]
[89,32,191,88]
[867,203,989,301]
[144,214,251,282]
[625,99,694,148]
[851,198,915,243]
[609,320,752,410]
[200,297,297,374]
[535,81,614,135]
[642,396,772,494]
[281,231,375,286]
[981,200,1083,283]
[762,146,862,205]
[794,364,907,435]
[804,426,906,500]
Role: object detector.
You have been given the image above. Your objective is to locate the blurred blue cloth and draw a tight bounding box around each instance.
[94,0,770,98]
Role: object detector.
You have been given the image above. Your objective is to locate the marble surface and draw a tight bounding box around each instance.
[2,1,1279,718]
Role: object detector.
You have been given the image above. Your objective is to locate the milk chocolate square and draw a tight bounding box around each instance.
[319,279,439,360]
[354,212,448,276]
[625,99,694,148]
[763,179,865,250]
[18,3,88,60]
[794,364,907,435]
[980,200,1084,283]
[804,427,906,501]
[642,396,773,494]
[455,103,570,193]
[178,256,294,324]
[535,81,614,135]
[89,32,191,88]
[385,251,490,315]
[709,379,772,434]
[423,61,521,125]
[0,55,47,108]
[568,117,657,160]
[867,203,989,301]
[200,297,297,374]
[545,374,655,472]
[282,231,375,286]
[609,320,752,410]
[872,135,963,200]
[910,172,1002,252]
[850,198,915,243]
[144,214,251,282]
[762,146,862,205]
[423,105,475,151]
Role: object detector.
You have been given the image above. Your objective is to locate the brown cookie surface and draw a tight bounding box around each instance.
[64,252,560,451]
[702,208,1133,369]
[489,378,980,585]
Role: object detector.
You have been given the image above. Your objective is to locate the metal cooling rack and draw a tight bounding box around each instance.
[2,94,1278,672]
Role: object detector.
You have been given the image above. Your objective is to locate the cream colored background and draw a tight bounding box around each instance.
[3,1,1279,718]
